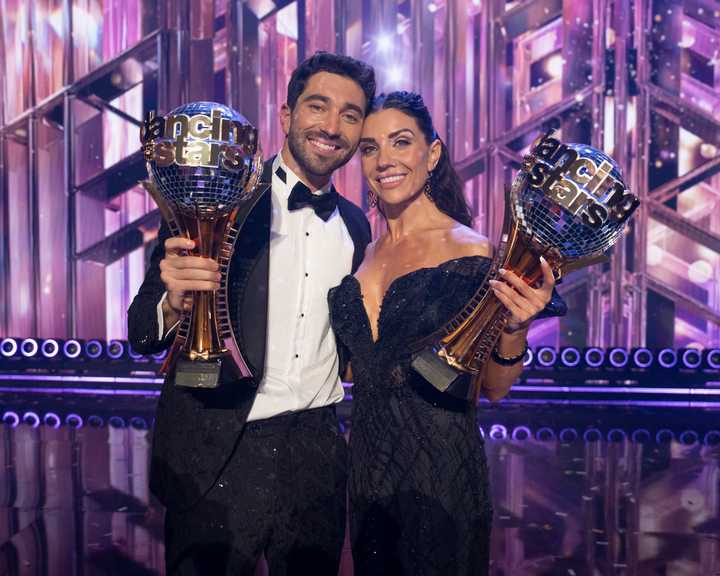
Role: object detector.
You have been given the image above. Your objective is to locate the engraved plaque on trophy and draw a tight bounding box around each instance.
[140,102,267,388]
[411,130,640,400]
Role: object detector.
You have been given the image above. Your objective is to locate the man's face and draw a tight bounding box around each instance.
[281,71,367,180]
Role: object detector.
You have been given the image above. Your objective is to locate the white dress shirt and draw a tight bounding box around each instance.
[157,152,354,421]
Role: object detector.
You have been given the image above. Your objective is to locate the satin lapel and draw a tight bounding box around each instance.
[227,159,273,385]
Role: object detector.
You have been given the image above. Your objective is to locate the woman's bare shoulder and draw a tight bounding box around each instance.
[446,224,493,258]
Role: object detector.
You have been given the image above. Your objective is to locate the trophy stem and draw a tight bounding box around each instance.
[182,214,229,360]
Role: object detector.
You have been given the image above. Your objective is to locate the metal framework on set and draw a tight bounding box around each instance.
[1,0,718,353]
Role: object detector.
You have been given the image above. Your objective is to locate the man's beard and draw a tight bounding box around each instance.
[287,126,354,179]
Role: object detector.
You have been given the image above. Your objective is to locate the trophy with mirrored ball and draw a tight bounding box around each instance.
[140,101,266,388]
[411,130,640,400]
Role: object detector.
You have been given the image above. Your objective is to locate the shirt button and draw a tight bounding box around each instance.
[305,273,309,277]
[300,313,305,318]
[306,232,310,237]
[295,354,299,358]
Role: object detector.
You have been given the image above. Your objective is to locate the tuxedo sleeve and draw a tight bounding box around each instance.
[127,220,176,354]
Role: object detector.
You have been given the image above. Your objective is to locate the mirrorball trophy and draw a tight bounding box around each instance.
[411,130,640,400]
[140,101,266,388]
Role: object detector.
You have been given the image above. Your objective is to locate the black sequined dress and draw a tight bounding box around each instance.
[328,255,493,576]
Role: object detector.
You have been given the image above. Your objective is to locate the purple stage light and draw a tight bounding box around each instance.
[87,415,104,427]
[583,428,602,442]
[2,411,19,427]
[607,428,627,442]
[43,412,61,429]
[108,416,126,428]
[151,349,168,362]
[63,340,82,359]
[536,427,556,441]
[130,416,148,429]
[656,429,674,443]
[608,347,629,368]
[1,338,18,357]
[632,348,653,369]
[41,339,60,358]
[679,430,698,445]
[511,426,531,440]
[584,347,605,368]
[704,431,720,446]
[128,344,145,360]
[489,424,507,440]
[657,348,677,368]
[536,346,557,367]
[477,425,485,439]
[22,411,40,428]
[522,347,534,367]
[85,339,104,359]
[65,414,83,428]
[20,339,39,358]
[706,349,720,370]
[631,429,651,443]
[680,348,702,369]
[560,347,581,367]
[559,428,578,443]
[107,340,125,359]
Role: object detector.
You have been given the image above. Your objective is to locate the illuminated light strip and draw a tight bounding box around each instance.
[0,374,163,384]
[0,386,160,396]
[494,398,720,408]
[343,394,720,408]
[512,385,720,395]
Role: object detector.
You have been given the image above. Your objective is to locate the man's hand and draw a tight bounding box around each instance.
[159,238,221,327]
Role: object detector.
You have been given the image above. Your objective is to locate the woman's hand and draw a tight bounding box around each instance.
[489,255,555,333]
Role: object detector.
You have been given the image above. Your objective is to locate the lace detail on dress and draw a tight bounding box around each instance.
[328,255,493,576]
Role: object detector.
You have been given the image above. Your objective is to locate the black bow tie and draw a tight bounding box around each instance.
[277,166,338,221]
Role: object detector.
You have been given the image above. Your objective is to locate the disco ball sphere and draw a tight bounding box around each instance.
[512,142,633,259]
[146,101,260,216]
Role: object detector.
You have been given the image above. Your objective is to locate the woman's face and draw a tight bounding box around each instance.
[358,108,441,207]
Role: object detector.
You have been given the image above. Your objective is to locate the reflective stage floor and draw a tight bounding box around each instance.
[0,392,717,576]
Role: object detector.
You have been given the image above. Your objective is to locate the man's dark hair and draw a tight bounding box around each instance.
[287,51,376,114]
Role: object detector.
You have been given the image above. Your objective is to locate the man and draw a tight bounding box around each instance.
[128,52,375,575]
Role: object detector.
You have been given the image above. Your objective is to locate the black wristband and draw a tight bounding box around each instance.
[491,340,528,366]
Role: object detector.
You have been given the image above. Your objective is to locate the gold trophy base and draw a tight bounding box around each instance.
[411,347,473,398]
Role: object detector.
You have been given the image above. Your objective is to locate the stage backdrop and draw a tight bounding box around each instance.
[1,0,718,351]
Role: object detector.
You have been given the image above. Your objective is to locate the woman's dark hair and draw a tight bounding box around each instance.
[287,52,376,115]
[369,91,473,227]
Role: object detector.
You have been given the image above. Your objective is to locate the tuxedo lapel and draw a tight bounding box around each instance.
[228,159,273,385]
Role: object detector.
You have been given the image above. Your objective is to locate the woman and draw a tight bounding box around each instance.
[328,91,558,575]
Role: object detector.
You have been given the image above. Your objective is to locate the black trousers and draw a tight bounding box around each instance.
[164,405,348,575]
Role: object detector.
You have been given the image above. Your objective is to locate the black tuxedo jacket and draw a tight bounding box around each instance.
[127,158,371,510]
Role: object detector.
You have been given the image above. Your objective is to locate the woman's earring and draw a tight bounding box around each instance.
[368,189,378,208]
[423,178,434,201]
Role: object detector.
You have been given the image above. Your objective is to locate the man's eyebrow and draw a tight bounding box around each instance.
[302,94,331,104]
[341,102,364,116]
[359,137,376,144]
[302,94,363,116]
